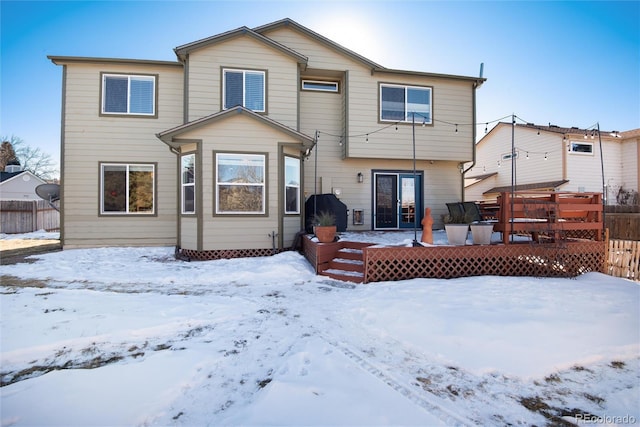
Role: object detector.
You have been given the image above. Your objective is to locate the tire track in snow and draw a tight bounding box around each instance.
[315,330,476,427]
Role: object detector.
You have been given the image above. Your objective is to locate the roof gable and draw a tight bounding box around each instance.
[156,106,314,148]
[0,170,46,185]
[252,18,384,70]
[174,25,307,65]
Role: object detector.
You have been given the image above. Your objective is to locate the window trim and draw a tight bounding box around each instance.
[221,68,267,113]
[284,155,301,215]
[379,83,433,124]
[214,151,268,216]
[181,153,196,215]
[99,162,156,216]
[569,141,594,155]
[100,72,158,118]
[301,79,339,93]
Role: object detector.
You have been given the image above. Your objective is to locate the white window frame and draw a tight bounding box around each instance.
[301,80,339,92]
[101,74,156,116]
[380,83,432,123]
[569,141,594,155]
[181,154,196,214]
[284,156,300,214]
[222,68,266,112]
[100,163,155,215]
[215,153,266,215]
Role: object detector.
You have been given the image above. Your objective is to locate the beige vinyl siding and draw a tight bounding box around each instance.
[61,62,182,248]
[347,74,474,161]
[180,217,198,249]
[262,26,474,162]
[175,114,300,251]
[186,35,298,128]
[282,216,300,247]
[265,26,469,229]
[260,27,366,72]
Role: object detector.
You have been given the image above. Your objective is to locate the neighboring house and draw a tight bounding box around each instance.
[465,123,640,205]
[49,18,485,257]
[0,162,47,201]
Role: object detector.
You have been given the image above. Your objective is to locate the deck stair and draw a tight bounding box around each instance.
[318,243,370,283]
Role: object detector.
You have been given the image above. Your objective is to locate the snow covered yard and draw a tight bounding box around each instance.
[1,232,639,426]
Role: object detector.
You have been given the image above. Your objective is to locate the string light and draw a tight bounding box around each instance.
[315,113,610,150]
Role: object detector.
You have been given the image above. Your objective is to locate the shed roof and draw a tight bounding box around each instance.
[483,180,569,195]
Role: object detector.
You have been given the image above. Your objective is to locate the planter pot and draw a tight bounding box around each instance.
[470,223,494,245]
[445,224,469,245]
[314,225,337,243]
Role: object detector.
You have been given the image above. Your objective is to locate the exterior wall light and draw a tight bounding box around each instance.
[357,172,363,183]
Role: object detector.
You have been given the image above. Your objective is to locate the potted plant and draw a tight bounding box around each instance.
[443,212,472,245]
[312,211,337,243]
[470,221,494,245]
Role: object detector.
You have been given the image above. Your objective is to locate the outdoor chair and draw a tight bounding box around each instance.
[446,202,465,218]
[462,202,483,222]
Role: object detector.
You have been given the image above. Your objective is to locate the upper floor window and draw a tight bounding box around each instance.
[216,152,266,214]
[569,142,594,155]
[100,163,155,215]
[302,80,339,92]
[223,69,265,112]
[102,74,156,116]
[380,84,432,123]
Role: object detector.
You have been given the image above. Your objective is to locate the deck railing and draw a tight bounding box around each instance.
[494,191,603,244]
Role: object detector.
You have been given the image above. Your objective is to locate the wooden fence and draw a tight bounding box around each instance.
[0,200,60,234]
[608,239,640,281]
[605,213,640,241]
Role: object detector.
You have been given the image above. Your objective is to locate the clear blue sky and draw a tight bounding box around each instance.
[1,1,639,174]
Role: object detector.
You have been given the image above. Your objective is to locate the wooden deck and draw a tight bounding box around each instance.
[302,192,607,283]
[303,235,606,283]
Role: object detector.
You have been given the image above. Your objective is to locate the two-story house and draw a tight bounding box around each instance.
[465,123,640,205]
[49,18,485,259]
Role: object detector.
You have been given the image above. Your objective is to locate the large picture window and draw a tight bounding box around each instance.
[223,69,265,112]
[284,156,300,214]
[181,154,195,214]
[102,74,156,116]
[216,153,265,214]
[101,163,155,214]
[380,84,432,123]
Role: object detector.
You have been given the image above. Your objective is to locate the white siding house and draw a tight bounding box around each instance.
[465,123,639,205]
[0,170,47,201]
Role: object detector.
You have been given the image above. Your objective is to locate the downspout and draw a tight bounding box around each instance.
[461,80,480,202]
[168,145,182,258]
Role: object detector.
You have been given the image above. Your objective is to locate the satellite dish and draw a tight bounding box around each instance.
[36,183,60,202]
